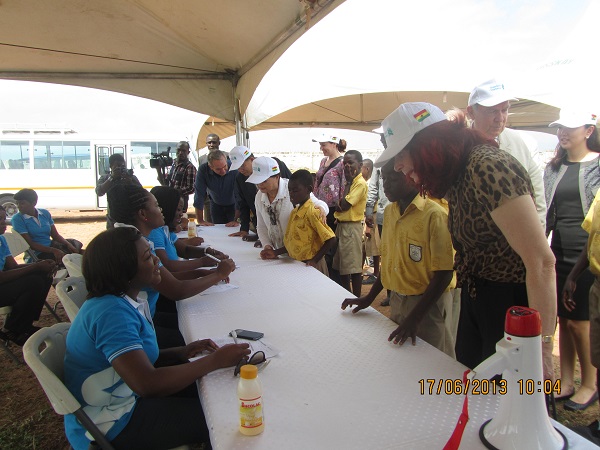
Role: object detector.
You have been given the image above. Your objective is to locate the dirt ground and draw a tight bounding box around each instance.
[0,218,598,449]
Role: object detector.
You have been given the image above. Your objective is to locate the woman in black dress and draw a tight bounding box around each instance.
[545,109,600,410]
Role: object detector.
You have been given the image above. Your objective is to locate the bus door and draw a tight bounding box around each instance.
[95,144,126,208]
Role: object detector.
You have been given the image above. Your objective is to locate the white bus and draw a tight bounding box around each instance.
[0,128,182,219]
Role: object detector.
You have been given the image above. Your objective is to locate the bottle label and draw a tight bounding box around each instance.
[239,395,263,429]
[187,225,196,238]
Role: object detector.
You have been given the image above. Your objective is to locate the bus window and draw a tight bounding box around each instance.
[34,141,62,169]
[0,141,29,170]
[131,141,157,170]
[63,141,91,169]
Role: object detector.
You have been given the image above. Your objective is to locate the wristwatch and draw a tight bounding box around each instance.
[542,335,554,344]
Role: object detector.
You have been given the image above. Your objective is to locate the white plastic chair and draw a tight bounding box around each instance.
[62,253,83,277]
[4,231,68,322]
[0,306,20,364]
[23,323,116,450]
[55,277,87,322]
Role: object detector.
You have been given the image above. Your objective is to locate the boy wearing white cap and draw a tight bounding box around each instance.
[227,146,292,240]
[467,79,546,227]
[247,157,328,255]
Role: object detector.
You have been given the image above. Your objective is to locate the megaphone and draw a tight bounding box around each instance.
[469,306,567,449]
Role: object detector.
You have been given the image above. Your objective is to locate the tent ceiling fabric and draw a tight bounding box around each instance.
[0,0,345,121]
[197,92,560,147]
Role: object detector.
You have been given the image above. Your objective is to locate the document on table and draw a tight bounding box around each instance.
[199,282,239,296]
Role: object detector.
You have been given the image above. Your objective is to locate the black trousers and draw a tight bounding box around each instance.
[209,202,235,224]
[455,278,528,369]
[1,272,51,333]
[110,385,210,450]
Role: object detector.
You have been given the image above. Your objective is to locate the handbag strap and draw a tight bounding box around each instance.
[317,156,343,187]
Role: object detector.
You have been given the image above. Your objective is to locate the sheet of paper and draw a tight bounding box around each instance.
[199,282,239,296]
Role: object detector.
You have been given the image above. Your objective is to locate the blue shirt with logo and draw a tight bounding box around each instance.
[64,294,158,450]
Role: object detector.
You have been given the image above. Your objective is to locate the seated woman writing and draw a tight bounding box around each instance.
[0,205,56,345]
[64,227,250,449]
[11,188,83,264]
[108,183,236,348]
[149,186,228,272]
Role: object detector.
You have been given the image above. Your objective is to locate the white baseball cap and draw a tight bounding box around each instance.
[229,145,252,170]
[374,102,447,168]
[468,79,518,107]
[246,156,280,184]
[312,133,342,144]
[549,110,598,128]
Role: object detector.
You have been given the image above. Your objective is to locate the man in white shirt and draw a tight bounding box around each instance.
[467,79,547,228]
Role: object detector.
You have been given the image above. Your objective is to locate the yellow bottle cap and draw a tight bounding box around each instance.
[240,364,258,379]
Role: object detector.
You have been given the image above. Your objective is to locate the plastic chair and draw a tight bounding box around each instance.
[23,323,116,450]
[62,253,83,277]
[55,277,87,322]
[4,231,68,322]
[0,306,20,364]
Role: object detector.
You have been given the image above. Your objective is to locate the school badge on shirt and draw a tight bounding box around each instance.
[409,243,422,262]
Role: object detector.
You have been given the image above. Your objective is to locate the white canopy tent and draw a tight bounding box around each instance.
[0,0,345,144]
[197,0,596,145]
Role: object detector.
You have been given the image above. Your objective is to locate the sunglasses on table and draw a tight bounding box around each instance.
[234,351,270,376]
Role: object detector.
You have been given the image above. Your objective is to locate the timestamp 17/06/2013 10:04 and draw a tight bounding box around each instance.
[419,378,562,396]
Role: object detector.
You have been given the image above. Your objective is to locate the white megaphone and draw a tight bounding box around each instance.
[468,306,567,450]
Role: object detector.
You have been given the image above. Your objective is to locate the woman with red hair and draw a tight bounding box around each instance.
[374,102,556,380]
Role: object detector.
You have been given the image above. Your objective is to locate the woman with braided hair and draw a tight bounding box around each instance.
[108,184,236,347]
[149,186,228,272]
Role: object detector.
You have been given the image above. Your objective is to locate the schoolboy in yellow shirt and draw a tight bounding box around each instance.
[259,170,335,275]
[342,159,456,357]
[333,150,368,297]
[565,190,600,438]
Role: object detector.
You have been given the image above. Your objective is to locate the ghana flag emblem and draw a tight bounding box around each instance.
[271,165,278,173]
[413,109,431,122]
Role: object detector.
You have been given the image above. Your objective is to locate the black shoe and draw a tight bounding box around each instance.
[379,297,390,307]
[0,328,28,346]
[362,275,377,285]
[570,420,600,446]
[564,391,599,411]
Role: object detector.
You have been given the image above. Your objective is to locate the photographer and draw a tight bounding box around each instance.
[157,141,197,211]
[96,153,142,229]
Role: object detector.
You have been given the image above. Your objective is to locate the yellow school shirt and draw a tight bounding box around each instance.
[284,198,335,261]
[583,190,600,277]
[334,173,368,222]
[380,195,455,295]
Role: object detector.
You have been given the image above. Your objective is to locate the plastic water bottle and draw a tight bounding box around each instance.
[238,364,264,435]
[187,218,197,238]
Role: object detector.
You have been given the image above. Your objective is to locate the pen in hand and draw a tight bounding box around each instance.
[206,253,221,264]
[231,330,239,344]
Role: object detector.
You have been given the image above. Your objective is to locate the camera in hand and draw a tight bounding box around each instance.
[150,147,174,169]
[116,167,134,176]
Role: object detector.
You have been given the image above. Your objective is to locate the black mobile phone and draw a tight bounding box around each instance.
[230,329,264,341]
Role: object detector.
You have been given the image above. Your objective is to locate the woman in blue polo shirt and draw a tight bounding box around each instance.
[148,185,228,272]
[108,184,235,348]
[0,205,55,345]
[11,188,83,263]
[64,227,250,449]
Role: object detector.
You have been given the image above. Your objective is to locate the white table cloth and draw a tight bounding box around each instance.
[177,225,594,449]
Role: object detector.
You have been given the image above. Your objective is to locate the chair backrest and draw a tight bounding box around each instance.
[62,253,83,277]
[4,231,32,258]
[56,277,88,322]
[22,323,79,415]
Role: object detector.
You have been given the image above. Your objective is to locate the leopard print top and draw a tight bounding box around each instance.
[445,144,534,298]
